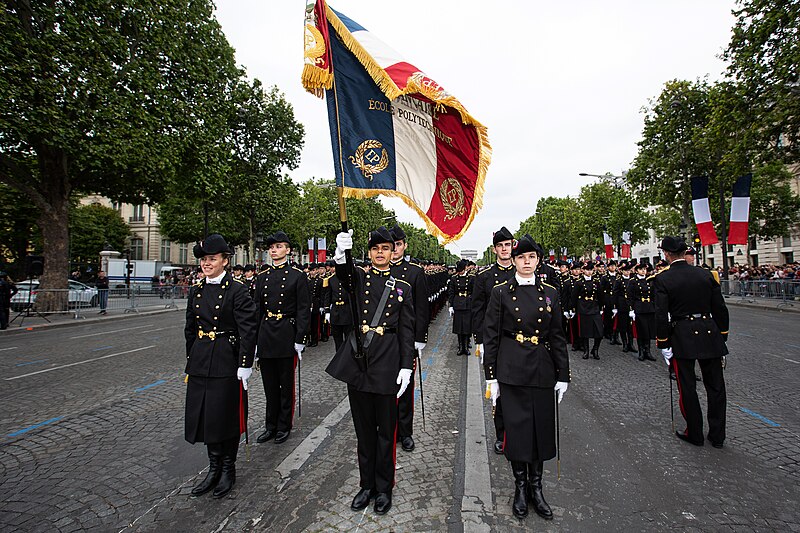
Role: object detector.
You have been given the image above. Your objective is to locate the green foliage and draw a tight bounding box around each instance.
[69,203,130,264]
[0,184,40,277]
[397,222,459,264]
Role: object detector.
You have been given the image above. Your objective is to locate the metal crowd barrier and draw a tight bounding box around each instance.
[11,285,178,321]
[720,279,799,308]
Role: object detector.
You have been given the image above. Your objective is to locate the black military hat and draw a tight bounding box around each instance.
[232,264,244,272]
[456,259,468,272]
[582,260,595,269]
[569,261,581,270]
[389,223,407,242]
[368,226,395,249]
[657,258,669,268]
[244,264,255,272]
[596,260,605,266]
[556,259,568,267]
[193,234,231,258]
[511,234,538,257]
[265,230,292,248]
[619,260,632,270]
[492,226,514,245]
[607,260,617,266]
[659,236,687,253]
[635,261,648,270]
[325,260,335,267]
[685,247,697,255]
[646,262,656,272]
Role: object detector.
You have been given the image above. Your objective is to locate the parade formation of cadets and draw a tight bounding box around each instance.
[182,226,729,519]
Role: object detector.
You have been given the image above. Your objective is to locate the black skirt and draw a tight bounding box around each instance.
[577,313,604,339]
[500,383,556,463]
[185,375,245,444]
[452,309,472,334]
[634,313,655,340]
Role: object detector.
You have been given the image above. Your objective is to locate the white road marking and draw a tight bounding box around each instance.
[0,347,18,352]
[5,346,155,380]
[764,352,800,365]
[69,324,153,339]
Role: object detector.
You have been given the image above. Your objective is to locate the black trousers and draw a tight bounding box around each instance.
[331,325,352,352]
[348,386,397,493]
[260,356,297,433]
[674,357,727,444]
[494,396,505,441]
[308,311,320,344]
[0,305,9,329]
[397,358,416,438]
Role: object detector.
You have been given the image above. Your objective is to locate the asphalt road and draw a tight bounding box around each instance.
[0,305,798,532]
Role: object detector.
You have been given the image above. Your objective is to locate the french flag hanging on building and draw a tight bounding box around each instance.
[621,231,632,259]
[691,176,719,245]
[302,1,491,243]
[603,232,614,258]
[728,173,752,245]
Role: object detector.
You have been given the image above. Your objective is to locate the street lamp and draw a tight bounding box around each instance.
[578,172,626,188]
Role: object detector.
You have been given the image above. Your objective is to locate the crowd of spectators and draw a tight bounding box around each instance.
[727,263,798,281]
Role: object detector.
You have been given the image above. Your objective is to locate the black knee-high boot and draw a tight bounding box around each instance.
[528,461,553,520]
[582,339,590,359]
[191,443,223,496]
[644,341,656,361]
[212,437,239,498]
[591,338,601,359]
[511,461,529,518]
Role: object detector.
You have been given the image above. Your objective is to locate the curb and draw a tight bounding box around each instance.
[0,307,181,335]
[724,298,800,314]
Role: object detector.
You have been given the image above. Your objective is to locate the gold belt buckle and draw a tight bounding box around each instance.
[514,333,538,345]
[361,325,384,335]
[267,311,283,320]
[198,330,216,340]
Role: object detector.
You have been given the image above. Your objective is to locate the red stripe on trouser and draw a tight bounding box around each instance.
[613,315,618,330]
[632,321,638,339]
[290,355,297,423]
[672,358,687,422]
[392,397,399,488]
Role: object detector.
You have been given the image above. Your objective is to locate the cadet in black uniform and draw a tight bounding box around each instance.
[628,262,657,361]
[471,226,516,454]
[570,261,604,360]
[483,235,569,520]
[614,261,635,353]
[322,270,353,351]
[326,227,415,515]
[389,224,430,453]
[601,260,619,343]
[307,263,324,347]
[655,237,729,448]
[448,259,473,355]
[243,264,257,299]
[254,231,311,445]
[184,234,257,498]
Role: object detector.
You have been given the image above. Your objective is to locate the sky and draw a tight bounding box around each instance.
[213,0,738,256]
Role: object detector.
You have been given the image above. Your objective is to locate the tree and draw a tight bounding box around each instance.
[0,183,40,278]
[517,196,581,258]
[0,1,241,294]
[69,203,130,268]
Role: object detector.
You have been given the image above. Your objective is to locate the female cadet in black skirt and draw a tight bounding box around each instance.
[628,262,657,361]
[570,260,604,360]
[484,234,570,520]
[184,234,257,498]
[448,259,473,355]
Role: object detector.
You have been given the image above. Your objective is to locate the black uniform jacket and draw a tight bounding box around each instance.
[654,260,729,359]
[471,262,515,344]
[483,279,570,386]
[326,264,415,394]
[448,273,472,311]
[536,263,562,293]
[600,274,617,308]
[570,277,602,315]
[390,259,429,343]
[254,262,311,357]
[322,274,353,327]
[614,276,633,312]
[628,275,656,314]
[184,274,258,376]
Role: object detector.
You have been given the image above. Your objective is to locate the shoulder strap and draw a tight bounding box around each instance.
[362,276,396,351]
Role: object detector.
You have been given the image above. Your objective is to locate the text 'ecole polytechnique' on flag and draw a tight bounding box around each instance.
[302,0,492,244]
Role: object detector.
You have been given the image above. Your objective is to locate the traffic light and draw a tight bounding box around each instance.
[693,233,701,245]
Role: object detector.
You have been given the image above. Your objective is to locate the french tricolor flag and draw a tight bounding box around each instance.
[621,231,631,259]
[549,249,555,261]
[691,176,719,245]
[302,1,491,243]
[728,173,752,245]
[603,232,614,258]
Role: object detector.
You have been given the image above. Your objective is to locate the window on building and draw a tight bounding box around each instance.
[751,254,758,267]
[179,243,188,264]
[130,204,145,222]
[160,239,171,262]
[749,237,757,250]
[130,238,144,260]
[784,251,794,264]
[782,235,792,248]
[707,244,714,254]
[707,257,715,268]
[727,243,733,252]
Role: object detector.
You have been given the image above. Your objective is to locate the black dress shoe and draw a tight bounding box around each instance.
[274,430,290,444]
[350,488,375,511]
[256,429,275,443]
[494,439,504,454]
[707,437,724,449]
[374,492,392,514]
[675,431,703,446]
[400,436,415,452]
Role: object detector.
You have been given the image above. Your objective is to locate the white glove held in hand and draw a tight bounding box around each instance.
[477,343,484,364]
[448,307,454,317]
[294,343,305,361]
[486,379,499,406]
[237,367,253,390]
[396,368,413,398]
[569,311,576,319]
[324,312,330,323]
[612,308,618,317]
[629,310,636,320]
[414,342,426,354]
[563,311,570,319]
[554,381,569,403]
[661,347,673,366]
[334,230,353,264]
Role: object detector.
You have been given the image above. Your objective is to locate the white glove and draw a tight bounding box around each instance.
[334,230,353,264]
[325,312,330,323]
[396,368,412,398]
[294,343,305,361]
[319,307,325,314]
[554,381,569,403]
[237,367,253,390]
[486,379,499,406]
[629,310,636,320]
[448,307,454,317]
[661,347,673,366]
[569,311,575,319]
[563,311,570,319]
[477,343,484,364]
[612,308,618,317]
[414,342,426,355]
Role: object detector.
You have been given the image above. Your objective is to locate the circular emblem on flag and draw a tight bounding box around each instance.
[304,24,326,65]
[439,177,466,221]
[349,140,389,181]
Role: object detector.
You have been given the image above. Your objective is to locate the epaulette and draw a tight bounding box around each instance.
[292,266,304,273]
[542,281,556,291]
[651,265,670,278]
[477,265,493,275]
[192,279,203,287]
[396,278,412,287]
[232,277,244,284]
[494,280,508,288]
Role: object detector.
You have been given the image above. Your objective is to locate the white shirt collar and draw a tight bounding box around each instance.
[583,275,593,280]
[515,274,536,286]
[206,272,226,285]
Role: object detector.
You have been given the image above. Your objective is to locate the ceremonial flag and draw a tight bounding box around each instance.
[549,249,555,261]
[691,176,719,245]
[621,231,631,259]
[560,247,567,261]
[302,1,491,243]
[728,173,752,245]
[603,232,614,259]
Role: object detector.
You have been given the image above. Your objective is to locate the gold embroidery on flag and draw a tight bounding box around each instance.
[439,177,466,220]
[349,140,389,180]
